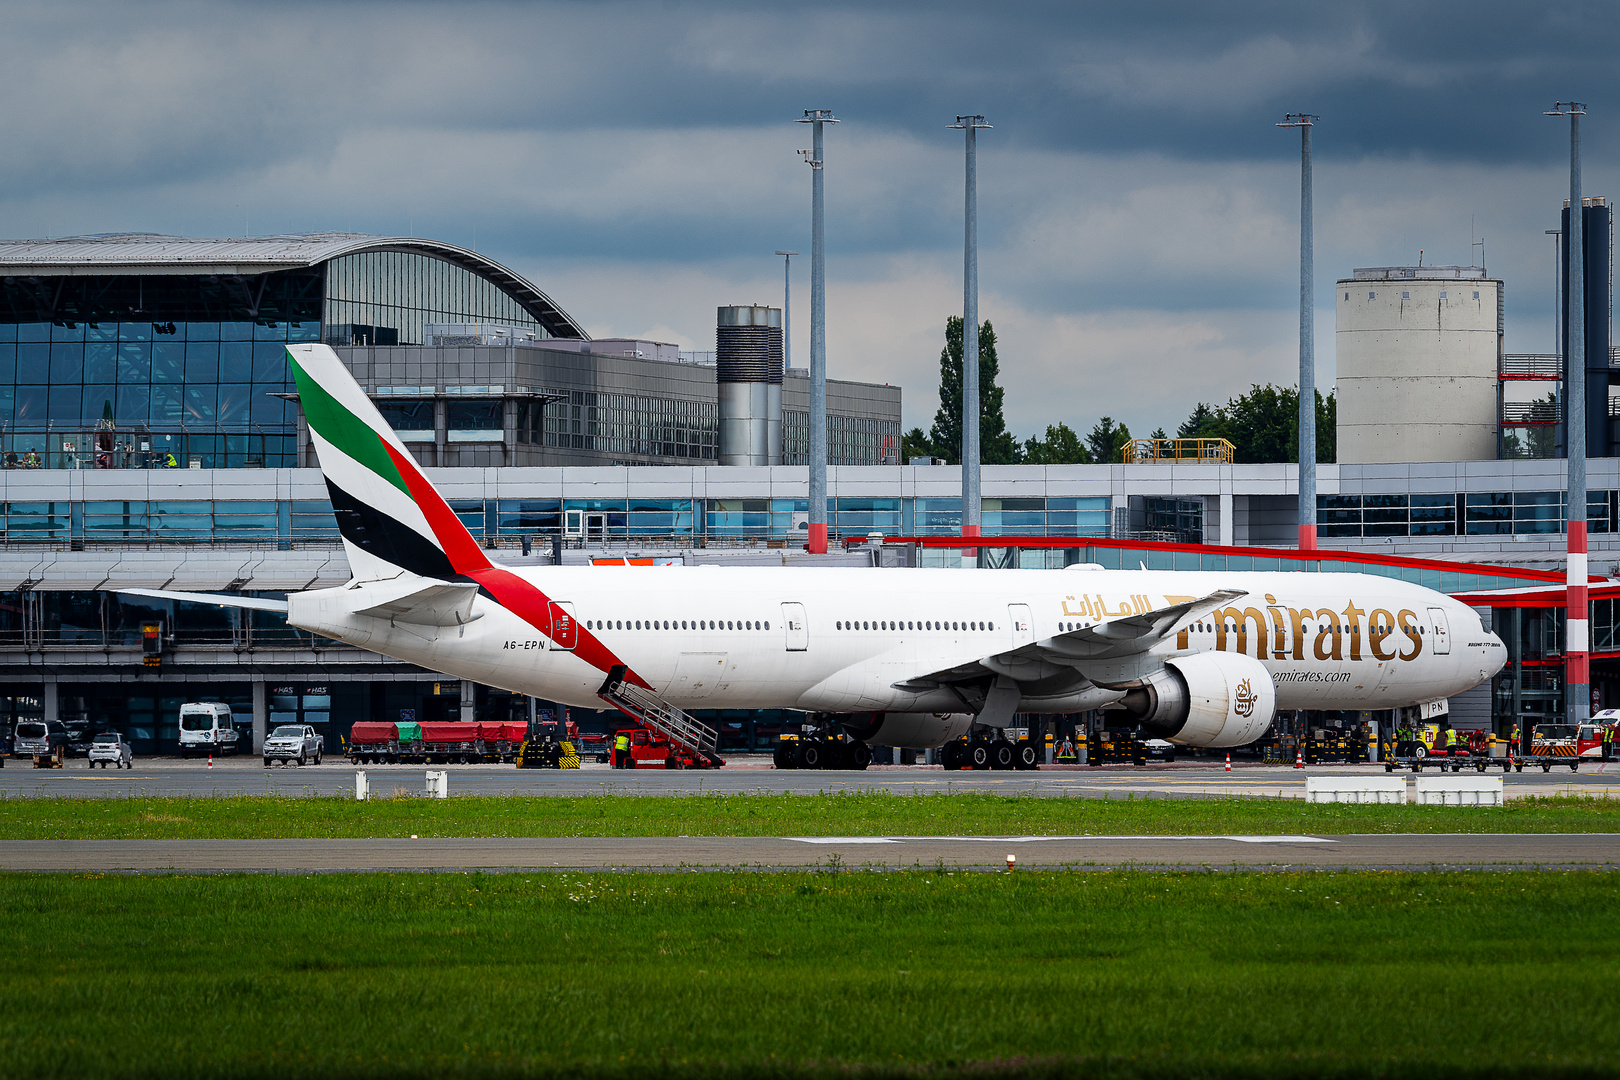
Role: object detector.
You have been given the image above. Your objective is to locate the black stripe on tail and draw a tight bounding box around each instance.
[326,479,457,580]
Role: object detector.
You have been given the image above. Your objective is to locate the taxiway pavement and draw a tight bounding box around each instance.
[1,833,1616,873]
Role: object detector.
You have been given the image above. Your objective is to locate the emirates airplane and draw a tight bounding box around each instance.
[123,344,1508,758]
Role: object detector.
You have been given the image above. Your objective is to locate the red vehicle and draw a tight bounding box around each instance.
[1581,712,1620,759]
[613,727,723,770]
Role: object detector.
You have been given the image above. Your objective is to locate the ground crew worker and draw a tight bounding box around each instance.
[613,730,631,769]
[1604,724,1614,761]
[1444,726,1458,752]
[1510,723,1521,754]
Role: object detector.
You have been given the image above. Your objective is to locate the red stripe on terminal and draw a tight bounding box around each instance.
[1569,653,1590,684]
[1570,521,1588,555]
[380,439,648,687]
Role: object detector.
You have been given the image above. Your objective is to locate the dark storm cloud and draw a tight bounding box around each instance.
[1,0,1613,434]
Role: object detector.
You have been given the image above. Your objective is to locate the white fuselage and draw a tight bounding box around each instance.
[288,565,1507,718]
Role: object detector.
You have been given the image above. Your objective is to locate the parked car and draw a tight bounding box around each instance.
[263,724,323,767]
[178,702,240,757]
[88,732,133,769]
[14,720,69,758]
[1142,738,1177,763]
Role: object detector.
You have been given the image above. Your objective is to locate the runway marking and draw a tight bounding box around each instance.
[786,835,1337,845]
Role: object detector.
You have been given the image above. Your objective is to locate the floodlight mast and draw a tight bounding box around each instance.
[1547,100,1588,727]
[774,251,798,370]
[796,109,838,554]
[949,114,991,549]
[1277,112,1318,551]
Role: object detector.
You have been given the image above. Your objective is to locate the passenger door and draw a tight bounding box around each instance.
[781,603,808,652]
[1428,607,1451,656]
[1007,604,1035,648]
[549,601,577,651]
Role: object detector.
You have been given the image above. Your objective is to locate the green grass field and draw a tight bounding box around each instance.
[0,870,1614,1079]
[0,791,1616,841]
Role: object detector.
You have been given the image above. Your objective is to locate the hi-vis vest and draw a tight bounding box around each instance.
[615,734,630,751]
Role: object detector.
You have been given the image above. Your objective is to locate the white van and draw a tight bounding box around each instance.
[177,702,239,756]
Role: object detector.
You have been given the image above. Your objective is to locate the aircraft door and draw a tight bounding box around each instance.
[549,601,577,651]
[781,602,808,651]
[1007,604,1035,648]
[1428,607,1451,655]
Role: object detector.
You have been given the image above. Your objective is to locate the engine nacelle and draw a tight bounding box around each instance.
[1118,652,1275,748]
[835,711,974,749]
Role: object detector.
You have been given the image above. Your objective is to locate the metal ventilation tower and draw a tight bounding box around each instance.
[716,304,784,466]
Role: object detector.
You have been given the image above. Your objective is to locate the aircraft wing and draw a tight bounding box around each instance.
[893,588,1248,692]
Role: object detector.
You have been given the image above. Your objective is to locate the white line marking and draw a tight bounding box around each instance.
[785,835,1336,845]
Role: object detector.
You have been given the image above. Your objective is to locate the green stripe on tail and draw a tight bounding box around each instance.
[287,349,411,497]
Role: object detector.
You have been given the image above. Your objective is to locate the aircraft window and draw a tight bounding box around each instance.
[764,621,769,630]
[728,621,734,630]
[836,621,841,630]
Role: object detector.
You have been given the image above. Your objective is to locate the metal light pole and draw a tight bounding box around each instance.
[774,250,797,371]
[796,109,838,554]
[1277,113,1318,550]
[950,114,991,544]
[1547,101,1588,725]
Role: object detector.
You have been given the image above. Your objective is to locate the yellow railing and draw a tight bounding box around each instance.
[1122,438,1235,464]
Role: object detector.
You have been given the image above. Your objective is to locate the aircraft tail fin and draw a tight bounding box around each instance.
[286,343,491,582]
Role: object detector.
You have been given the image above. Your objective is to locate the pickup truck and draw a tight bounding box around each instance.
[262,724,324,767]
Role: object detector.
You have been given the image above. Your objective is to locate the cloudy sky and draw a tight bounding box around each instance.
[3,1,1617,438]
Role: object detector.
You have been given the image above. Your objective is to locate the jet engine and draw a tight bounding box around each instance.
[834,711,974,749]
[1117,652,1275,748]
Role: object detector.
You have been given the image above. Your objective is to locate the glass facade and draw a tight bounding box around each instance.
[783,410,902,466]
[528,390,718,460]
[323,251,550,348]
[0,247,564,471]
[1318,492,1615,538]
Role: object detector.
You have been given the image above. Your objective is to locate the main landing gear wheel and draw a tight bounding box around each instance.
[798,741,823,770]
[850,742,872,771]
[1016,742,1039,770]
[991,743,1015,771]
[969,744,989,769]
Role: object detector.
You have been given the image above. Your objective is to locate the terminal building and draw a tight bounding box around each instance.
[0,234,1611,756]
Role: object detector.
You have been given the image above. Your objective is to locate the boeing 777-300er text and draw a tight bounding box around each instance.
[115,345,1508,754]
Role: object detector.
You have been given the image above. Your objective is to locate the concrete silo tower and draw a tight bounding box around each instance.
[1335,266,1503,463]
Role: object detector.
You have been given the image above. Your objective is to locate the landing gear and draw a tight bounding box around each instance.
[773,731,872,771]
[942,728,1041,772]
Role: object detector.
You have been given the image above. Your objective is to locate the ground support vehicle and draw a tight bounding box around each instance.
[1386,750,1514,774]
[618,726,724,769]
[774,731,871,770]
[1582,712,1619,759]
[1505,754,1582,773]
[177,702,239,757]
[515,739,581,768]
[348,720,527,764]
[346,722,399,764]
[1301,730,1370,765]
[942,726,1039,771]
[516,717,581,769]
[32,745,64,769]
[263,724,323,767]
[88,732,133,769]
[1086,727,1148,767]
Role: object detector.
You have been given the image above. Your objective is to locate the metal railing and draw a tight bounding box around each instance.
[1501,401,1561,425]
[1122,437,1235,464]
[1500,354,1564,379]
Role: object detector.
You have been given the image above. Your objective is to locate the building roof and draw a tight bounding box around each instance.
[0,233,587,338]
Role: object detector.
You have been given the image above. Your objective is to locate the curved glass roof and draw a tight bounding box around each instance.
[0,233,587,340]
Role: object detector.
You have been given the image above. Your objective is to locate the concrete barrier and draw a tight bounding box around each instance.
[425,770,448,799]
[1415,775,1502,806]
[1305,776,1406,804]
[355,770,369,801]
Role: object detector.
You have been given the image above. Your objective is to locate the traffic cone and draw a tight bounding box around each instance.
[1295,749,1304,769]
[1225,752,1232,772]
[207,754,213,769]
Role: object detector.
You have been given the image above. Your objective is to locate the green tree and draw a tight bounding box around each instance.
[1149,427,1168,440]
[927,317,1021,465]
[1022,422,1092,464]
[1086,416,1133,464]
[1188,384,1337,464]
[1176,402,1221,439]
